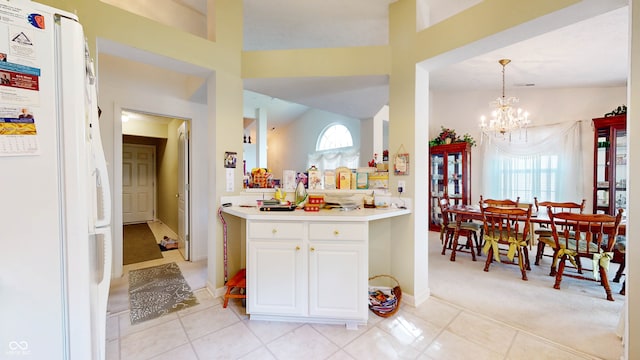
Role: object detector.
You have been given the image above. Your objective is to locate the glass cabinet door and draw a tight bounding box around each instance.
[447,151,463,203]
[594,128,610,211]
[614,128,627,212]
[428,142,471,231]
[592,114,626,216]
[430,153,445,226]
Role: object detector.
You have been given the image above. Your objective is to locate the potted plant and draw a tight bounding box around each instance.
[429,126,476,147]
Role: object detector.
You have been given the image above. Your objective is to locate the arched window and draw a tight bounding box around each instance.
[317,124,353,150]
[309,124,359,172]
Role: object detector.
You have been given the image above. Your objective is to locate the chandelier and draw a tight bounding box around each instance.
[480,59,530,141]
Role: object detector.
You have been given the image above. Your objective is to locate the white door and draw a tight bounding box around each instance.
[122,144,155,224]
[177,122,190,260]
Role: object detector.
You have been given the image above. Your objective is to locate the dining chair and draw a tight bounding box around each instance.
[438,197,482,260]
[480,203,533,280]
[546,207,623,301]
[533,198,586,273]
[479,195,520,207]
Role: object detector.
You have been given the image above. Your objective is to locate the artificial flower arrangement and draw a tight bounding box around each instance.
[429,126,476,147]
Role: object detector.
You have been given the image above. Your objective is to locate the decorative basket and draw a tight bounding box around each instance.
[368,274,402,318]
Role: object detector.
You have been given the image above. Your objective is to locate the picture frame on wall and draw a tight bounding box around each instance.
[224,151,237,168]
[394,153,409,175]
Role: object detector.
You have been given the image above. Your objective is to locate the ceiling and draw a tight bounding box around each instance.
[109,1,629,127]
[240,1,629,126]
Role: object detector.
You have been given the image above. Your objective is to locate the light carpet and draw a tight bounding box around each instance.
[128,262,199,324]
[428,232,624,360]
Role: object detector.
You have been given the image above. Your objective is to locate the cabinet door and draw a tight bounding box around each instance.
[247,240,307,316]
[308,241,367,319]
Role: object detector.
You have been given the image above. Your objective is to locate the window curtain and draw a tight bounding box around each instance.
[307,149,360,172]
[481,120,583,203]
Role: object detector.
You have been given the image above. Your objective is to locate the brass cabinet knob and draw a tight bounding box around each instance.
[272,228,277,234]
[310,247,315,252]
[295,246,300,251]
[333,230,339,236]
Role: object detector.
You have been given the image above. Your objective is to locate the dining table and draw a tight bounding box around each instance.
[444,204,569,262]
[443,204,627,282]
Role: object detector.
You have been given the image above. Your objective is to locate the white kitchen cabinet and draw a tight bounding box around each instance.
[246,220,368,327]
[308,242,366,321]
[222,204,411,328]
[247,221,306,316]
[247,239,307,315]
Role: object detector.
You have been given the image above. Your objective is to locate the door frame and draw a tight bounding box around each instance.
[177,121,190,260]
[113,106,193,277]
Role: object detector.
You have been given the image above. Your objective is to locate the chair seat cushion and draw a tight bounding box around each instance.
[538,236,599,253]
[485,230,530,243]
[534,229,553,237]
[446,222,481,232]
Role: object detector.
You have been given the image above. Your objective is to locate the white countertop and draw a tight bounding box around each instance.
[221,205,411,222]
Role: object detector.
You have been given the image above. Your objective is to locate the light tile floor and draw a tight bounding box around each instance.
[106,223,603,359]
[106,287,598,360]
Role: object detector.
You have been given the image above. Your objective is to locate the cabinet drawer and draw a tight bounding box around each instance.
[308,223,366,241]
[249,222,304,239]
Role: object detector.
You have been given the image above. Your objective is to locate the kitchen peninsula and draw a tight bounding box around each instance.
[221,201,410,329]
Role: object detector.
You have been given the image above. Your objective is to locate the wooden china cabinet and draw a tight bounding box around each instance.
[592,114,627,215]
[429,142,471,231]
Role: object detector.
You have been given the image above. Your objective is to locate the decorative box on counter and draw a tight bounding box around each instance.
[304,204,321,212]
[308,194,325,204]
[304,194,324,211]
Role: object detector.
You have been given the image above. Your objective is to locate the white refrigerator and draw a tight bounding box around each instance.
[0,1,112,359]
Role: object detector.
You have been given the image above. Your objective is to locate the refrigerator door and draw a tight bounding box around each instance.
[0,2,108,359]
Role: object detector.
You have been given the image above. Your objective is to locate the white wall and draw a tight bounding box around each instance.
[267,108,362,180]
[430,86,626,209]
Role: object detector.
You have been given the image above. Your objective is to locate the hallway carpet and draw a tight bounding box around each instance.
[123,223,163,265]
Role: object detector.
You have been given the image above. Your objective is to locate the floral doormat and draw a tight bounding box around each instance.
[128,262,199,324]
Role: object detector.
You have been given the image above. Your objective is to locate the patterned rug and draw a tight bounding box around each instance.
[128,262,199,324]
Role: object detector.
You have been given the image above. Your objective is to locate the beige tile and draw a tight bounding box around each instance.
[447,311,517,355]
[227,297,250,320]
[267,324,340,360]
[174,289,218,317]
[326,350,356,360]
[191,321,262,359]
[179,304,241,340]
[424,330,503,360]
[507,332,594,360]
[106,314,119,341]
[343,326,421,359]
[237,346,277,360]
[377,310,445,352]
[148,343,198,360]
[120,319,189,360]
[311,322,370,348]
[407,297,462,328]
[105,339,119,360]
[118,310,179,338]
[243,318,304,343]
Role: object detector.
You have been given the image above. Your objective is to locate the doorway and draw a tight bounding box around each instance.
[121,110,191,265]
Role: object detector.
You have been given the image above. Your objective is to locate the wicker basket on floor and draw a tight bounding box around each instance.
[368,274,402,318]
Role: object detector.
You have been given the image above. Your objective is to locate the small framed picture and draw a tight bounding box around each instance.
[224,151,237,168]
[394,153,409,175]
